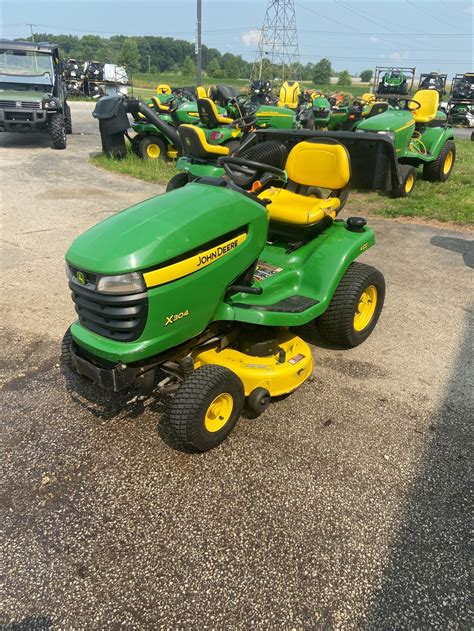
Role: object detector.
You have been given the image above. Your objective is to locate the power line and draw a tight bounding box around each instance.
[405,0,464,32]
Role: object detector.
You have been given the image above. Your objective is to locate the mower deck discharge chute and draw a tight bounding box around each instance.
[64,133,393,452]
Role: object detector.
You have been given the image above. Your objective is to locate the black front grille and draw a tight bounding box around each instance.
[70,282,148,342]
[0,100,41,109]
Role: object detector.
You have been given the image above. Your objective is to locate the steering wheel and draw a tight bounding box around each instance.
[395,98,421,111]
[217,156,285,189]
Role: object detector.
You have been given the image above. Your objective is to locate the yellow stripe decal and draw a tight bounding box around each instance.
[144,233,247,288]
[256,111,293,117]
[395,120,416,132]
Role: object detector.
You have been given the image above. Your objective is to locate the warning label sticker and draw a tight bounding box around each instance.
[253,261,283,283]
[288,354,306,365]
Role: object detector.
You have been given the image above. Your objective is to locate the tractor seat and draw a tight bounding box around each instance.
[150,96,170,114]
[196,86,207,98]
[156,84,172,95]
[361,101,389,118]
[178,124,230,159]
[197,98,233,128]
[361,92,375,104]
[411,89,439,123]
[278,81,300,109]
[258,140,350,226]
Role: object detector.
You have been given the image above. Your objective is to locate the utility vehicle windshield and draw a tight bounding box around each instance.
[0,49,53,78]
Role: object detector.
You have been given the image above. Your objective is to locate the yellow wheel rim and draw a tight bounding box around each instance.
[354,285,378,332]
[204,393,233,433]
[443,150,453,175]
[405,173,415,193]
[146,143,161,159]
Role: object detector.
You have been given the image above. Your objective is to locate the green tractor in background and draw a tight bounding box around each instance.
[357,88,455,196]
[374,66,416,103]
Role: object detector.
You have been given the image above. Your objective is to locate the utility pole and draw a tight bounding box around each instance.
[26,23,36,43]
[196,0,202,86]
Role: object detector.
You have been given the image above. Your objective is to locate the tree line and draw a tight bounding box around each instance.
[21,34,373,84]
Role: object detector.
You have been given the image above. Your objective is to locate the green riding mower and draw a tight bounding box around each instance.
[63,130,401,452]
[357,88,455,196]
[374,66,415,103]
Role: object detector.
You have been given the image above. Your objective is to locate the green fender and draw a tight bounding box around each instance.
[215,221,375,326]
[176,157,224,179]
[418,126,454,162]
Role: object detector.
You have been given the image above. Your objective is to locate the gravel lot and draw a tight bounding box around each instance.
[1,102,472,630]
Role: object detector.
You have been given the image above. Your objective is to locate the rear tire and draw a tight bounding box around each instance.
[64,103,72,134]
[423,140,455,182]
[391,164,417,197]
[166,172,190,192]
[49,113,67,149]
[138,135,167,160]
[316,262,385,348]
[168,365,244,452]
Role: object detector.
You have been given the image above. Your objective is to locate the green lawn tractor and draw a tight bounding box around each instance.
[357,88,455,196]
[311,92,389,131]
[374,66,416,103]
[63,130,400,452]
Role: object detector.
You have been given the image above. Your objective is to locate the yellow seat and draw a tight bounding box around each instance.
[156,84,172,95]
[197,98,233,128]
[196,86,207,98]
[361,92,375,104]
[179,124,230,158]
[278,81,300,109]
[150,96,170,113]
[411,89,439,123]
[259,141,351,225]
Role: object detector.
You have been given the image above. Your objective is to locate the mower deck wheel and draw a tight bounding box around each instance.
[247,387,271,415]
[391,164,417,198]
[166,172,190,192]
[316,262,385,348]
[138,135,167,160]
[168,364,244,452]
[423,140,456,182]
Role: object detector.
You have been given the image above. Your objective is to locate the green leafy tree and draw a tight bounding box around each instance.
[338,70,352,86]
[118,39,140,73]
[360,69,373,82]
[181,56,195,78]
[312,58,332,85]
[206,58,221,78]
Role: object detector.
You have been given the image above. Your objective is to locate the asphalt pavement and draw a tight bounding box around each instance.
[1,102,472,630]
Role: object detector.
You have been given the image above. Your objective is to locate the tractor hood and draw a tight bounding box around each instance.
[357,109,413,132]
[66,183,267,275]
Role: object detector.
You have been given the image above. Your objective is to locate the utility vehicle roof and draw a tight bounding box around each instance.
[0,39,58,54]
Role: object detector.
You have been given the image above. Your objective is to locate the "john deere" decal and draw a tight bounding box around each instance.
[144,233,247,288]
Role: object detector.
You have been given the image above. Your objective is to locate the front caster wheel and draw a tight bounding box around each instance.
[247,387,271,415]
[316,262,385,348]
[168,365,244,452]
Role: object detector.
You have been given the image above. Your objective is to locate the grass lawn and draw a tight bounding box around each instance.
[91,148,176,185]
[352,139,474,225]
[91,139,473,226]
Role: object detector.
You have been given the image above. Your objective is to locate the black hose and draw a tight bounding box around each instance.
[238,140,288,170]
[126,98,183,154]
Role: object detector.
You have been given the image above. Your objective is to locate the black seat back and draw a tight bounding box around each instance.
[197,98,221,128]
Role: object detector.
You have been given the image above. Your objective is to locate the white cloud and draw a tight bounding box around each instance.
[369,36,379,43]
[241,29,261,47]
[390,50,409,60]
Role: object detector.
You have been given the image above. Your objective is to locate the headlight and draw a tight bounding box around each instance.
[42,98,58,110]
[96,272,145,295]
[377,131,395,141]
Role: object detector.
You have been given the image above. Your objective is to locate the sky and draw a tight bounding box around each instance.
[1,0,473,75]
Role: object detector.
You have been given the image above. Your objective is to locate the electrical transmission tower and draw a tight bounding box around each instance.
[251,0,301,81]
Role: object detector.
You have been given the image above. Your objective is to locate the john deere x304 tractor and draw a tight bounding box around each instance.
[64,134,389,452]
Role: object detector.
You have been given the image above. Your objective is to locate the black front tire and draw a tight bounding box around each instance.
[166,172,190,192]
[49,113,67,149]
[423,140,456,182]
[391,164,417,198]
[316,262,385,348]
[168,365,244,452]
[64,103,73,134]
